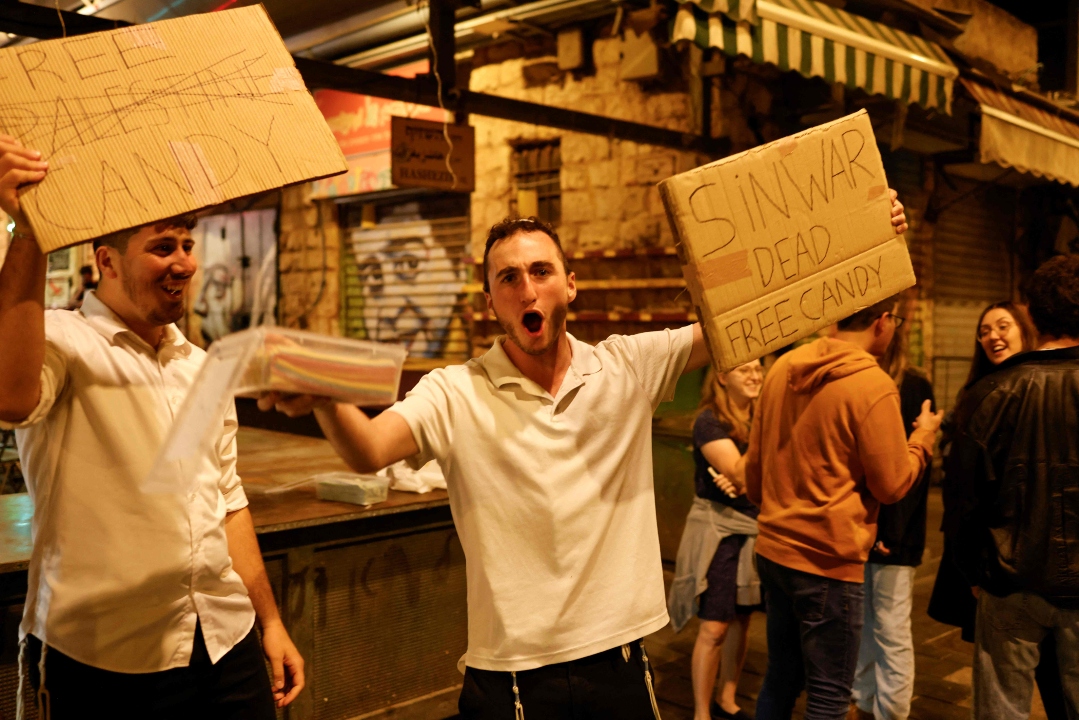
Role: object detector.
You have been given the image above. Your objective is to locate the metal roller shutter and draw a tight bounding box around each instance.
[931,182,1015,412]
[312,529,467,720]
[341,197,472,361]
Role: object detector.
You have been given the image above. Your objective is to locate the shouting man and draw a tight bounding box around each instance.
[0,136,303,719]
[266,203,909,717]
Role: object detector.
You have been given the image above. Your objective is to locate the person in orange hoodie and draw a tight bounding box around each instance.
[745,295,943,720]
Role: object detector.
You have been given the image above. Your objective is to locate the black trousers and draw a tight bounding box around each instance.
[26,622,276,720]
[458,640,660,720]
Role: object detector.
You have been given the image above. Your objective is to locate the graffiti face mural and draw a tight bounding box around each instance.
[350,220,467,357]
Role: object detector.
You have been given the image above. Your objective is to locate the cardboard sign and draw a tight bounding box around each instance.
[391,117,475,192]
[0,6,347,253]
[659,110,915,371]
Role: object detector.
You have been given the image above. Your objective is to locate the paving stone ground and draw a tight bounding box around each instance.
[644,487,1050,720]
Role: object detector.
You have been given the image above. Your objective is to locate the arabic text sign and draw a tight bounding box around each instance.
[660,110,915,371]
[391,117,475,192]
[0,7,346,252]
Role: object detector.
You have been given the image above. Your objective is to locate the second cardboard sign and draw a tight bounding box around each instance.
[660,110,915,371]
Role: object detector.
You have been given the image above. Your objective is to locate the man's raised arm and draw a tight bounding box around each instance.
[258,394,419,474]
[0,136,49,424]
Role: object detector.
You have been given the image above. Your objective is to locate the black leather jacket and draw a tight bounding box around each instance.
[950,345,1079,607]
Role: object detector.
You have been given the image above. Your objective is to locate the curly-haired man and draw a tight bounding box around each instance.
[950,253,1079,719]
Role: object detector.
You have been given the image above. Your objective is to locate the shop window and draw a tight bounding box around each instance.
[511,140,561,225]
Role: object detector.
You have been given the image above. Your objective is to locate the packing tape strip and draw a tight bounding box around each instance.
[681,248,753,298]
[169,140,224,207]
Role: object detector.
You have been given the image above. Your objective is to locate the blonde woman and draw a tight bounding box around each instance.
[669,360,764,720]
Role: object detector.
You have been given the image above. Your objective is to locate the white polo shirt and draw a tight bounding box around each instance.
[0,292,255,672]
[389,325,694,672]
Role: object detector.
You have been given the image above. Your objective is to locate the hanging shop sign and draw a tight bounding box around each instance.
[0,6,346,253]
[390,117,475,193]
[660,109,914,371]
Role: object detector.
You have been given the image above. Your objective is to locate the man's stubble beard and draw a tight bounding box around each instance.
[494,301,569,357]
[121,267,186,327]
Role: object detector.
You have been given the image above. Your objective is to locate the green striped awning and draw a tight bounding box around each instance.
[671,0,958,113]
[674,0,757,23]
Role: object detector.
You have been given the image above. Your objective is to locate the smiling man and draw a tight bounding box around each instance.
[265,206,908,718]
[0,136,303,719]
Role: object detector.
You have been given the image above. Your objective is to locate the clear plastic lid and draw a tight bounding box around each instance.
[144,327,407,494]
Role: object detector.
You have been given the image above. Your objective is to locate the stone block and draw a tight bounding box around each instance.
[279,230,304,253]
[560,190,596,224]
[604,91,644,121]
[587,160,617,188]
[469,65,500,93]
[645,185,666,217]
[557,28,585,70]
[561,164,590,192]
[557,223,580,253]
[635,153,677,185]
[619,156,638,186]
[619,187,647,220]
[523,59,563,87]
[498,59,525,89]
[592,64,620,95]
[276,250,302,273]
[618,217,661,249]
[561,134,599,165]
[593,188,622,221]
[577,221,618,252]
[593,37,622,67]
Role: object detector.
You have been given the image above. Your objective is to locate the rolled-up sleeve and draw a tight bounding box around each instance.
[0,341,68,430]
[217,401,248,512]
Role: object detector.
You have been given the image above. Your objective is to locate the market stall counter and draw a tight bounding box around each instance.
[0,427,466,720]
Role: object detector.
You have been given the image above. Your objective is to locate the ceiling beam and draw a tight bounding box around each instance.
[294,57,728,155]
[0,0,129,40]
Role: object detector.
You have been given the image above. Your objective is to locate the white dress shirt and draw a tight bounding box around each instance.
[0,291,255,673]
[390,326,694,672]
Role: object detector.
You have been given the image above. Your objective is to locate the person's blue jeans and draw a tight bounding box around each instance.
[755,553,865,720]
[852,563,917,719]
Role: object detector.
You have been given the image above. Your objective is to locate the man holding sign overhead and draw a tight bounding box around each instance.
[262,178,909,717]
[0,136,303,718]
[0,6,351,716]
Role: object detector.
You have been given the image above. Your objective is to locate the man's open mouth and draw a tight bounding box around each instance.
[522,311,544,336]
[161,281,186,298]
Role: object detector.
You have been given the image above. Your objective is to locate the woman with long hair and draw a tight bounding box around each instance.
[929,301,1036,638]
[929,301,1067,719]
[668,361,764,720]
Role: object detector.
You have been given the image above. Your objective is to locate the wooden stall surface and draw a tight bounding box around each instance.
[0,428,451,575]
[237,428,449,533]
[0,429,463,720]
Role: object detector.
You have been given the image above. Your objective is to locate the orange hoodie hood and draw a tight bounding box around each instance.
[787,338,880,394]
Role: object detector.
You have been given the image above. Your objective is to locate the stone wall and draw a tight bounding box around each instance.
[469,35,709,255]
[277,184,341,334]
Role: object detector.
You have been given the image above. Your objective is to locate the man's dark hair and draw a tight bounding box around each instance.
[92,214,198,254]
[836,294,900,331]
[78,265,93,276]
[482,216,569,292]
[1025,254,1079,339]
